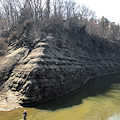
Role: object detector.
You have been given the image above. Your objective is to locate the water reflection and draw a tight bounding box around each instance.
[31,72,120,111]
[108,113,120,120]
[1,72,120,120]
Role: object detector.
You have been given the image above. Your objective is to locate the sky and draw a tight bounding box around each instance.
[74,0,120,24]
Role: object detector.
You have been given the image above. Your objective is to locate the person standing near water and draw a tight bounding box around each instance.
[23,110,27,120]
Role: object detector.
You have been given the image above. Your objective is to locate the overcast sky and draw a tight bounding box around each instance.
[74,0,120,24]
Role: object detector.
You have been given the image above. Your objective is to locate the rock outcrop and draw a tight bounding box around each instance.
[0,22,120,109]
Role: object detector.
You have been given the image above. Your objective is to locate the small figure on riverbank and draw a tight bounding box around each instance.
[5,96,8,102]
[23,110,27,120]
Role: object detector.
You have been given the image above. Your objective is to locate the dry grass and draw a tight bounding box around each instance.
[0,38,7,55]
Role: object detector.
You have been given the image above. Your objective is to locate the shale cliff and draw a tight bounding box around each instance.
[0,21,120,109]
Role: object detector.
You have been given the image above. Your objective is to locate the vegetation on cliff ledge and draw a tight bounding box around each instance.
[0,0,120,56]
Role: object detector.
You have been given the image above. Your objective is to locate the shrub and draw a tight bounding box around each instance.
[0,39,7,56]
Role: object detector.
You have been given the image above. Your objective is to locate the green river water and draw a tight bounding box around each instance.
[1,72,120,120]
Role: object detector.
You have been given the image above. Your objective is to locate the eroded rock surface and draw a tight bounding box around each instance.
[0,24,120,109]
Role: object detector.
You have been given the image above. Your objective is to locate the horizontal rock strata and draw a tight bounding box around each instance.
[0,26,120,107]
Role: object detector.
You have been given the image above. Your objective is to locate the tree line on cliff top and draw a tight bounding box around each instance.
[0,0,120,55]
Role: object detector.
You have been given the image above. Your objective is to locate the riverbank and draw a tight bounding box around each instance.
[0,70,120,111]
[1,20,120,108]
[1,72,120,120]
[0,90,22,111]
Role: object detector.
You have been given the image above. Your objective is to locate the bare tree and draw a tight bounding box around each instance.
[46,0,50,19]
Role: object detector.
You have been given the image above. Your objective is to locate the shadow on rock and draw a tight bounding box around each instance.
[25,72,120,111]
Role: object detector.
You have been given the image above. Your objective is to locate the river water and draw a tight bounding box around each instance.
[1,72,120,120]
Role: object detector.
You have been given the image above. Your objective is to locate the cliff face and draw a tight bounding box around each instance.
[0,23,120,107]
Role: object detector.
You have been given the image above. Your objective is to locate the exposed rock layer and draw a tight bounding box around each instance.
[0,24,120,107]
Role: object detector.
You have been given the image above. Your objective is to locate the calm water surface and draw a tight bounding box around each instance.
[1,72,120,120]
